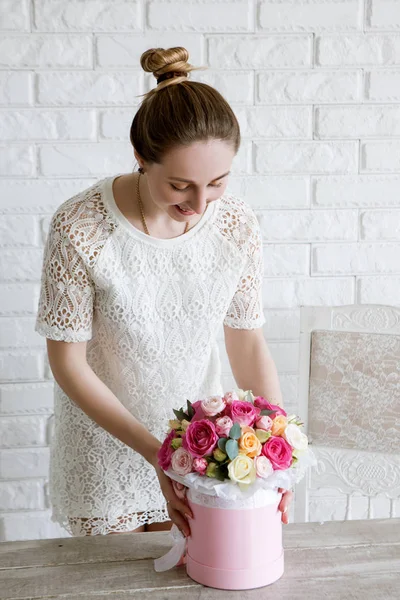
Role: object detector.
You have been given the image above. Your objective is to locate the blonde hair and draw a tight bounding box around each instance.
[130,46,241,165]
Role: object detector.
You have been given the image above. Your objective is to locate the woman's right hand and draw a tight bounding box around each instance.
[155,464,193,538]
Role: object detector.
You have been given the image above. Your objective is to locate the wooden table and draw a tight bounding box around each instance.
[1,518,399,599]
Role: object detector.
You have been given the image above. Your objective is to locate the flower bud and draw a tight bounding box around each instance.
[213,448,227,462]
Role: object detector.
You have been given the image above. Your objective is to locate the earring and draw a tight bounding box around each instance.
[138,167,144,174]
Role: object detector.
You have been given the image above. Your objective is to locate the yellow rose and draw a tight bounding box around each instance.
[228,454,256,487]
[239,428,262,458]
[271,415,288,437]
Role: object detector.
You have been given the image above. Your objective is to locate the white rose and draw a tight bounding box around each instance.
[201,395,226,417]
[237,389,255,402]
[254,456,274,479]
[284,423,308,451]
[228,454,256,486]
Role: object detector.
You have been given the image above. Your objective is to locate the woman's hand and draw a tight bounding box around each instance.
[278,488,293,524]
[155,465,193,537]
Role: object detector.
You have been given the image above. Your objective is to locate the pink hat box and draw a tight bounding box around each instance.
[185,487,283,590]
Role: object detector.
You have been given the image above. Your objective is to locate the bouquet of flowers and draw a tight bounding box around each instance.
[157,389,310,491]
[155,389,315,590]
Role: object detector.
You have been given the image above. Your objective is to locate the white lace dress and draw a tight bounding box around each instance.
[34,175,266,536]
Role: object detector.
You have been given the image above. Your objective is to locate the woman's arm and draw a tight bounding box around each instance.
[223,326,284,407]
[47,339,193,535]
[47,339,162,465]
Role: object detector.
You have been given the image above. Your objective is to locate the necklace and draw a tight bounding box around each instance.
[136,173,189,237]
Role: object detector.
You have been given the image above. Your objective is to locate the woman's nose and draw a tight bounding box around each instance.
[191,190,208,214]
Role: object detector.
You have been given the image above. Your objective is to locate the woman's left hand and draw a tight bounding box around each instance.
[278,488,293,524]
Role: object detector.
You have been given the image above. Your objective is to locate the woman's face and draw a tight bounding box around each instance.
[137,139,236,221]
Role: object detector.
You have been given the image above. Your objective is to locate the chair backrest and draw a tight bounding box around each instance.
[294,305,400,523]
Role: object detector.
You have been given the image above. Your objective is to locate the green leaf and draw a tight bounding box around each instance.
[173,408,190,421]
[218,437,228,452]
[186,400,195,419]
[260,409,277,417]
[229,422,241,440]
[213,466,226,482]
[225,438,239,461]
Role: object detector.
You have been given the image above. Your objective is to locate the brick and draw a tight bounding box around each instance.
[38,143,134,177]
[255,141,357,174]
[366,70,400,100]
[227,176,310,209]
[0,480,45,511]
[0,382,54,415]
[316,105,400,138]
[259,0,360,32]
[99,108,138,140]
[208,35,312,68]
[195,71,254,104]
[0,510,70,542]
[0,217,39,247]
[312,175,400,207]
[258,209,357,241]
[317,34,400,66]
[33,1,141,32]
[0,109,96,142]
[361,141,400,172]
[0,416,47,447]
[0,179,96,214]
[278,373,299,408]
[262,277,355,308]
[0,145,35,176]
[257,70,360,104]
[96,33,203,68]
[236,106,311,138]
[0,72,33,105]
[263,309,300,340]
[147,1,252,32]
[0,352,43,382]
[367,1,400,30]
[0,35,92,68]
[0,0,30,31]
[0,317,45,349]
[231,141,252,175]
[358,276,400,304]
[0,284,39,315]
[360,210,400,240]
[268,342,299,372]
[0,249,43,281]
[38,72,142,106]
[313,243,400,274]
[0,448,49,478]
[263,244,309,276]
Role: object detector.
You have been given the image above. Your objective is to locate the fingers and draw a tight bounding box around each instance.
[278,489,293,525]
[167,502,192,537]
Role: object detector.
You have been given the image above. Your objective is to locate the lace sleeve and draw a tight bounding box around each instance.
[34,212,95,343]
[223,209,266,330]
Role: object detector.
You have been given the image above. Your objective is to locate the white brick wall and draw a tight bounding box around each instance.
[1,0,400,541]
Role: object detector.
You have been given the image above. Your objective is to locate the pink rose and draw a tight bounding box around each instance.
[157,430,176,471]
[255,415,273,431]
[172,480,188,499]
[183,419,219,458]
[201,395,226,417]
[193,457,208,475]
[254,397,287,417]
[215,415,234,437]
[190,400,206,422]
[225,400,260,427]
[262,435,293,471]
[171,447,194,476]
[223,391,239,405]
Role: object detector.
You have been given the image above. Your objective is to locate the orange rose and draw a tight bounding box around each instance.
[239,427,262,458]
[271,415,288,437]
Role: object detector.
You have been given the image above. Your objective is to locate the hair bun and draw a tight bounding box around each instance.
[140,47,192,81]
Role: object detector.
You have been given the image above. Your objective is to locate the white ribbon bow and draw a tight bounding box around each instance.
[154,524,187,572]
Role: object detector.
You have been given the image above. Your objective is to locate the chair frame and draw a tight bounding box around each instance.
[294,304,400,523]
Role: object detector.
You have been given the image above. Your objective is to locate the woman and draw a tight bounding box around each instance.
[35,46,292,538]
